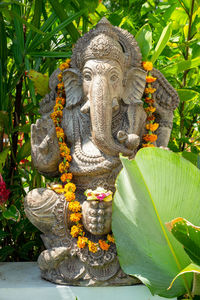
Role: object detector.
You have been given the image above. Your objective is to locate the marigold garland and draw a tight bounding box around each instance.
[50,58,115,253]
[142,61,159,147]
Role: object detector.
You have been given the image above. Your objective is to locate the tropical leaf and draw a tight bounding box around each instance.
[16,140,31,163]
[168,263,200,291]
[151,22,172,64]
[112,148,200,297]
[135,24,152,60]
[177,89,199,102]
[3,205,21,222]
[166,218,200,266]
[0,147,9,173]
[28,70,49,97]
[161,57,200,75]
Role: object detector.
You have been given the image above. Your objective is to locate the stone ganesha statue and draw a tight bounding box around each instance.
[24,18,179,286]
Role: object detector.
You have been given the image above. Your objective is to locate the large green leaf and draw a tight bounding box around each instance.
[113,148,200,297]
[151,23,172,64]
[161,57,200,75]
[135,24,152,60]
[177,89,199,102]
[166,218,200,266]
[3,205,20,222]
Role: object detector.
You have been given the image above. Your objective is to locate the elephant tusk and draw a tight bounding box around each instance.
[81,100,90,114]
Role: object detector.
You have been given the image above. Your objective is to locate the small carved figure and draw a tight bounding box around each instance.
[24,18,179,286]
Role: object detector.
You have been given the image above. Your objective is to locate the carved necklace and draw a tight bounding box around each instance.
[50,59,115,253]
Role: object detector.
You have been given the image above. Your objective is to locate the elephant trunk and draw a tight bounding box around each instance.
[90,77,132,157]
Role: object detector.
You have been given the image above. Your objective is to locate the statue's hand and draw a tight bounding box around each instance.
[81,200,112,236]
[31,118,61,175]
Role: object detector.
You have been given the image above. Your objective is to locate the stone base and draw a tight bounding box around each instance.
[0,262,177,300]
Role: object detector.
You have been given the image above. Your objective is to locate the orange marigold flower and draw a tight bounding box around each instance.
[57,82,64,89]
[60,173,73,182]
[146,123,159,132]
[56,97,65,106]
[145,106,156,113]
[51,110,63,121]
[59,63,69,71]
[59,161,69,173]
[64,182,76,193]
[68,201,81,212]
[142,143,155,148]
[71,225,83,237]
[147,115,155,121]
[77,236,88,248]
[145,87,156,94]
[59,143,70,155]
[56,127,65,139]
[70,212,82,222]
[65,58,71,65]
[107,234,115,243]
[54,103,63,111]
[64,191,75,202]
[145,97,155,104]
[88,241,98,253]
[58,73,63,82]
[143,134,157,142]
[143,61,153,71]
[146,76,157,83]
[99,240,110,251]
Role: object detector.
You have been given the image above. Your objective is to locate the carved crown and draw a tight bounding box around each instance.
[71,18,142,70]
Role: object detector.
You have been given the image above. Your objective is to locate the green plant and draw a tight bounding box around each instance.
[112,148,200,298]
[166,218,200,297]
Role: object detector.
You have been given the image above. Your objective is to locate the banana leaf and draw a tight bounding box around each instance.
[112,148,200,298]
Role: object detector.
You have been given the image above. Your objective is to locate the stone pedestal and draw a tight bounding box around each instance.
[0,262,177,300]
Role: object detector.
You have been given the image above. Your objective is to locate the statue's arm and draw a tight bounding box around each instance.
[31,117,61,176]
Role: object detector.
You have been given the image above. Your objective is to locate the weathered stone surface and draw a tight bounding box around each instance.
[24,17,179,286]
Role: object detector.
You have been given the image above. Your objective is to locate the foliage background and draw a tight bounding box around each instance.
[0,0,199,261]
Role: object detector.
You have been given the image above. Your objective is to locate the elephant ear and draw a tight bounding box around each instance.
[123,67,147,104]
[62,68,83,109]
[151,68,179,112]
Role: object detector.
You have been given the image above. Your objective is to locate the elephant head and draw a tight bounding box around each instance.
[61,18,147,157]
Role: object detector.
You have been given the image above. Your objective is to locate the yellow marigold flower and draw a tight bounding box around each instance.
[145,123,159,132]
[143,134,157,142]
[65,58,71,64]
[107,234,115,243]
[71,224,83,238]
[146,76,157,83]
[59,161,69,173]
[58,73,63,82]
[88,241,98,253]
[99,240,110,251]
[68,201,81,212]
[54,103,63,111]
[145,106,156,113]
[142,61,153,71]
[64,182,76,193]
[145,87,156,94]
[60,173,73,182]
[70,213,82,222]
[57,82,64,89]
[142,143,155,148]
[145,97,155,104]
[64,191,75,202]
[56,97,65,106]
[77,236,88,249]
